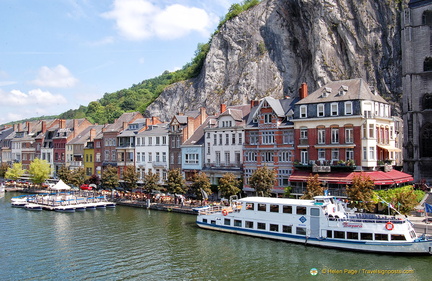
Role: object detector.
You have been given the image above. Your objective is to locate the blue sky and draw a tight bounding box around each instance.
[0,0,239,125]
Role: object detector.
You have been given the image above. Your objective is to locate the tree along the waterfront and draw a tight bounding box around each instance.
[57,165,73,185]
[70,167,86,188]
[5,163,26,186]
[0,162,9,178]
[218,172,240,199]
[301,174,323,200]
[190,172,211,201]
[101,165,119,190]
[166,169,186,195]
[374,185,424,215]
[143,170,161,193]
[249,166,275,197]
[123,166,138,191]
[346,173,375,212]
[28,159,51,188]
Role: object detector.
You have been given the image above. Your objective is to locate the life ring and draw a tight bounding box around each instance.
[385,222,394,231]
[222,209,228,216]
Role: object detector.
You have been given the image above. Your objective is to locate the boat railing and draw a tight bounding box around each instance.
[327,214,407,224]
[198,204,242,215]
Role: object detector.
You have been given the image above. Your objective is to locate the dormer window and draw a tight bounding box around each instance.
[338,85,348,96]
[300,105,307,118]
[321,87,331,98]
[344,101,353,115]
[264,113,272,124]
[317,104,325,117]
[331,103,338,116]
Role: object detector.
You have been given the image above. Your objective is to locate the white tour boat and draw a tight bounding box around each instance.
[196,196,432,255]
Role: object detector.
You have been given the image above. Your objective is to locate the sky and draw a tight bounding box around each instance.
[0,0,239,125]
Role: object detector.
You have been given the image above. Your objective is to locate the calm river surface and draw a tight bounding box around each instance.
[1,192,431,281]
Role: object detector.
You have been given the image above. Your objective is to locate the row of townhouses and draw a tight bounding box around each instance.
[0,78,413,196]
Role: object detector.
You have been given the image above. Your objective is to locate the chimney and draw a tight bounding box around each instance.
[13,123,18,131]
[41,121,47,133]
[220,104,227,114]
[299,82,308,99]
[26,121,32,134]
[123,122,128,130]
[250,100,259,108]
[200,107,207,124]
[90,128,96,142]
[73,119,79,130]
[60,119,66,129]
[18,123,23,132]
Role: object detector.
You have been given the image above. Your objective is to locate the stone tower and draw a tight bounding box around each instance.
[402,0,432,183]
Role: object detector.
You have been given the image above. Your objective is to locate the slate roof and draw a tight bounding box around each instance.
[295,78,387,105]
[409,0,432,8]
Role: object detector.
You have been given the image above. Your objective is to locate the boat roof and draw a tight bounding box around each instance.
[238,196,333,206]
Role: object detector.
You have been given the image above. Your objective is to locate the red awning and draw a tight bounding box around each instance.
[289,170,413,186]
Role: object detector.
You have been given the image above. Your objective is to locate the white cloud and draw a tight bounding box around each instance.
[102,0,215,40]
[30,65,78,88]
[0,88,68,106]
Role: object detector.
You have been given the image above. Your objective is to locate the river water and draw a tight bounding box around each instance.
[0,192,430,281]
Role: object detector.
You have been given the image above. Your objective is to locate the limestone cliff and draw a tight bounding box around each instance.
[145,0,405,120]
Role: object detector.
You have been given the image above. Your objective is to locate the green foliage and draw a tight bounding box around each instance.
[101,165,119,190]
[0,163,9,178]
[57,165,73,185]
[301,174,323,199]
[69,167,86,188]
[166,169,186,194]
[143,170,161,193]
[218,173,241,198]
[346,173,375,212]
[5,163,25,181]
[190,172,212,200]
[218,0,261,29]
[28,159,51,186]
[249,166,275,197]
[123,166,138,191]
[88,174,101,186]
[374,185,424,215]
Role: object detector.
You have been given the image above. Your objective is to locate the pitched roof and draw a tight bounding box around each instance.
[295,78,387,105]
[183,116,216,146]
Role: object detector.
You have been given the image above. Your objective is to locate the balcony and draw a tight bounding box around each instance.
[152,161,167,168]
[204,162,242,170]
[69,161,83,167]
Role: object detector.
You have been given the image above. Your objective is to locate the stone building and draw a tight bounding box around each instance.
[402,0,432,182]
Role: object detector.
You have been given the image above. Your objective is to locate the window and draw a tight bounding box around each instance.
[137,152,141,162]
[216,152,221,165]
[369,147,375,160]
[219,134,222,145]
[232,133,236,145]
[270,205,279,213]
[269,224,279,232]
[331,128,339,143]
[318,128,325,144]
[279,151,291,162]
[282,225,292,233]
[264,113,272,124]
[245,151,257,162]
[300,150,308,165]
[156,152,160,162]
[331,149,339,161]
[224,152,230,164]
[262,151,273,162]
[347,232,359,240]
[149,152,152,162]
[374,234,388,241]
[234,220,242,227]
[318,149,325,160]
[296,227,306,235]
[213,134,217,145]
[334,231,345,239]
[300,128,308,139]
[249,132,258,145]
[156,137,160,145]
[185,154,199,164]
[225,134,229,145]
[282,205,292,213]
[363,147,367,160]
[283,130,294,144]
[245,221,254,228]
[346,148,354,161]
[257,223,266,230]
[391,234,406,241]
[331,103,338,116]
[317,104,325,117]
[300,105,307,118]
[238,133,243,145]
[162,136,167,145]
[148,137,152,146]
[207,143,210,155]
[345,102,353,115]
[262,131,275,144]
[361,233,373,240]
[224,219,231,226]
[258,204,266,211]
[369,124,375,138]
[345,127,354,143]
[296,206,306,215]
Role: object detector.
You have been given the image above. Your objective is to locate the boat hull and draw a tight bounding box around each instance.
[196,221,432,255]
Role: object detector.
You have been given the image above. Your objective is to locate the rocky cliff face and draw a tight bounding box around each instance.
[145,0,405,120]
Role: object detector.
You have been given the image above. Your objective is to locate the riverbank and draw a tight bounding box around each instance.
[116,199,198,215]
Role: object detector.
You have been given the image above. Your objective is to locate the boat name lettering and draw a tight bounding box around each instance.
[342,222,363,228]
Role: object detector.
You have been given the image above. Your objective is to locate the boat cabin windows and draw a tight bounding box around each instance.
[360,233,373,240]
[224,218,231,226]
[310,208,320,216]
[245,221,254,229]
[203,219,207,223]
[296,206,307,215]
[374,234,388,241]
[409,231,416,239]
[270,204,279,212]
[270,224,279,232]
[282,205,292,214]
[391,234,406,241]
[246,203,254,210]
[296,227,306,235]
[327,230,333,238]
[334,231,345,239]
[283,225,292,233]
[257,222,266,230]
[234,220,242,227]
[346,232,359,240]
[258,203,266,211]
[211,220,216,225]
